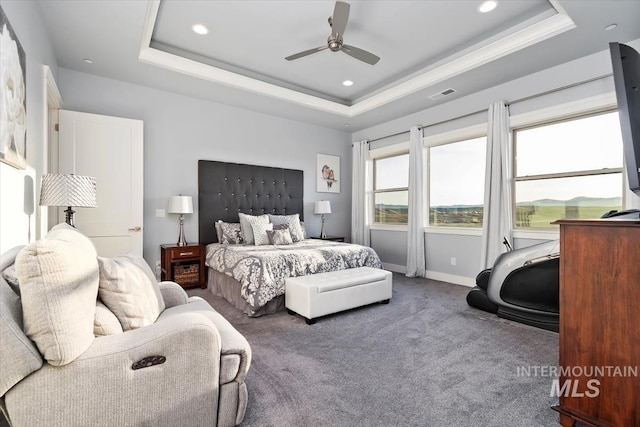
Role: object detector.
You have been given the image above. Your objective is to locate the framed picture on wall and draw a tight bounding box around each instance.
[0,5,27,170]
[316,153,340,193]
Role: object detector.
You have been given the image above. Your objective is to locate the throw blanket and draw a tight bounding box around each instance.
[206,240,383,310]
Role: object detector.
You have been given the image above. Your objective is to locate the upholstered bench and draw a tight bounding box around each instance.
[285,267,392,324]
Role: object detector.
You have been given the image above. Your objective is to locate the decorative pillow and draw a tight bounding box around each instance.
[15,223,99,366]
[238,213,269,245]
[1,264,20,295]
[219,222,244,244]
[253,222,274,246]
[268,214,305,242]
[267,228,294,245]
[94,300,123,336]
[97,253,165,331]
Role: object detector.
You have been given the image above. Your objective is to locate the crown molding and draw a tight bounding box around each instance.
[139,0,575,118]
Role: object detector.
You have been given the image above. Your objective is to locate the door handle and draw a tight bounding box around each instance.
[128,226,142,232]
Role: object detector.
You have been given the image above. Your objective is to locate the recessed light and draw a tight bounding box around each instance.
[192,24,209,35]
[604,23,617,31]
[342,80,354,87]
[343,123,350,127]
[83,58,94,64]
[478,1,498,13]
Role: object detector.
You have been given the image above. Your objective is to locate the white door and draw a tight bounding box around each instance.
[58,110,143,257]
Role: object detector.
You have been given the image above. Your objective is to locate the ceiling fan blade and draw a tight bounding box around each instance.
[331,1,350,39]
[285,46,328,61]
[341,44,380,65]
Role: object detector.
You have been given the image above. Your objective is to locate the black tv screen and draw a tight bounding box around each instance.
[609,42,640,195]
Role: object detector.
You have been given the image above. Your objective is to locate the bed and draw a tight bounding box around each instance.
[198,160,383,317]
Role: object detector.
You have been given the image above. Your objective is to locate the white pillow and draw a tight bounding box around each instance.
[16,223,99,366]
[97,253,165,331]
[238,213,269,245]
[253,222,274,246]
[94,300,124,336]
[268,214,305,242]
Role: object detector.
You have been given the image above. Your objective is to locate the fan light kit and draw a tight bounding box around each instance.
[285,1,380,65]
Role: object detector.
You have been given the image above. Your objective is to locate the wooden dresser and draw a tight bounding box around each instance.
[552,219,640,427]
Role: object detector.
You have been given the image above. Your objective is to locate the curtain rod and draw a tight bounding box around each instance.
[365,73,613,144]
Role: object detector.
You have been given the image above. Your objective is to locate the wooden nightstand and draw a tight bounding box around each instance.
[160,243,206,289]
[313,236,345,242]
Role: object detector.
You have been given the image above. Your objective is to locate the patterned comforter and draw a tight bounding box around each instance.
[205,239,383,310]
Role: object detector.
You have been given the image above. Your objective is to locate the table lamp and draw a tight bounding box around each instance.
[39,174,97,227]
[314,200,331,239]
[168,195,193,246]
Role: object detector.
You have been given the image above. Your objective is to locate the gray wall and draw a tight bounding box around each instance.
[0,0,58,253]
[359,40,640,284]
[57,68,351,266]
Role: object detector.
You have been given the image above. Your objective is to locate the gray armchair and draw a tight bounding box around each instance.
[0,245,251,427]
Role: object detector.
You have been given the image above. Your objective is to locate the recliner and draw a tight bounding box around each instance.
[466,240,560,332]
[1,243,251,427]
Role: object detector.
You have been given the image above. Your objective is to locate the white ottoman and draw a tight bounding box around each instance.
[285,267,392,324]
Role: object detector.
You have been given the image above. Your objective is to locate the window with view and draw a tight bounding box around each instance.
[429,136,487,227]
[374,154,409,224]
[513,111,623,228]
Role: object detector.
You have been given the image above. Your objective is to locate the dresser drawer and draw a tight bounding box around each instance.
[168,246,201,259]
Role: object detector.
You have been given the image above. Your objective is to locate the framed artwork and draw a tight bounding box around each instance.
[0,5,27,170]
[316,153,340,193]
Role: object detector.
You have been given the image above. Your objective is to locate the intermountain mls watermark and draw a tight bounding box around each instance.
[517,365,638,398]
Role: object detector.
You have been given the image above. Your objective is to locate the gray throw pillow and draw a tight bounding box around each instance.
[268,214,305,242]
[267,228,294,245]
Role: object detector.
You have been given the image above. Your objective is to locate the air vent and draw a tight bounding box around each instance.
[428,88,457,101]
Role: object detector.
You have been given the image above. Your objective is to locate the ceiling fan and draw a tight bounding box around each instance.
[285,1,380,65]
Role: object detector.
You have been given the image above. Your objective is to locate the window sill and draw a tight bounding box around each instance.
[513,229,559,241]
[424,227,483,236]
[369,224,483,236]
[370,224,408,232]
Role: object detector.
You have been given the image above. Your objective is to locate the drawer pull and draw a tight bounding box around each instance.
[179,252,194,256]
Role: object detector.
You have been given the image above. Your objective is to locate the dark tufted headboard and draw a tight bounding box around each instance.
[198,160,304,244]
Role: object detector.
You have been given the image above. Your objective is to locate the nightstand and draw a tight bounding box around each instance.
[160,243,206,289]
[313,236,345,242]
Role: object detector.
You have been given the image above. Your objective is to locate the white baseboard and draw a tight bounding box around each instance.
[383,263,475,287]
[425,271,475,287]
[383,263,406,274]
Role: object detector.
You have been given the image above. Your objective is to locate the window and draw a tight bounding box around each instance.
[513,111,623,228]
[429,136,487,227]
[373,154,409,223]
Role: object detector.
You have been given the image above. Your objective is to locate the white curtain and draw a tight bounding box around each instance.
[351,140,370,246]
[480,101,513,269]
[406,126,426,277]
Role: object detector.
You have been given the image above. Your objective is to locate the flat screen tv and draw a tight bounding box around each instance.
[609,42,640,195]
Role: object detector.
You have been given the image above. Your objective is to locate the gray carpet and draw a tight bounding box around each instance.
[188,273,560,427]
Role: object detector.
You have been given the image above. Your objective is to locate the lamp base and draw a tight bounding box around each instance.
[64,206,76,227]
[320,214,327,239]
[177,214,188,246]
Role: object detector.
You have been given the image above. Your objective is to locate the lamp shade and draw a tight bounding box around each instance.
[314,200,331,215]
[39,174,97,207]
[167,195,193,214]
